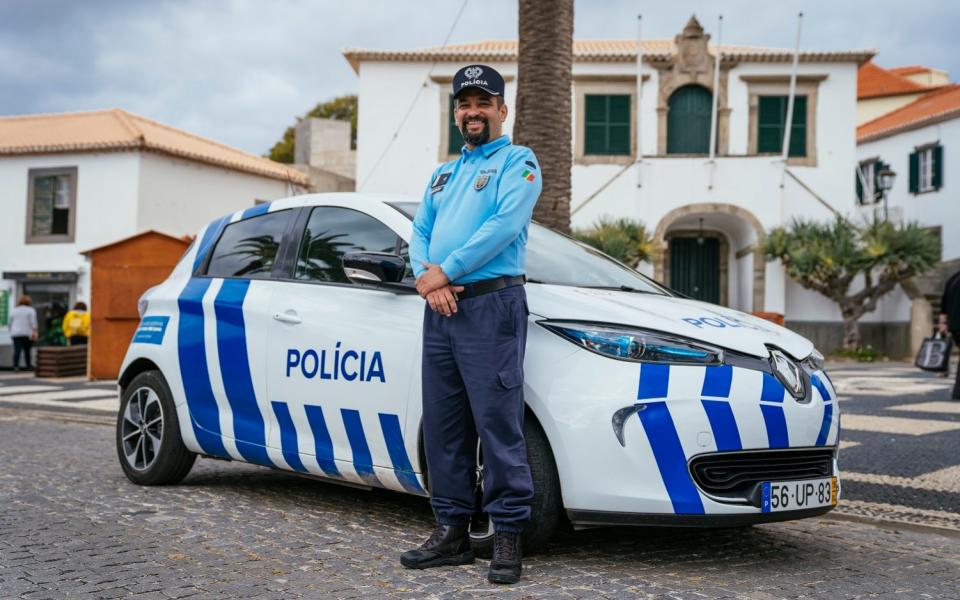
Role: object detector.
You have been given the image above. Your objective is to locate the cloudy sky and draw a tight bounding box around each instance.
[2,0,957,156]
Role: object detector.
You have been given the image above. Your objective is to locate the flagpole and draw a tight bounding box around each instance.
[636,14,644,188]
[707,14,723,190]
[780,11,803,187]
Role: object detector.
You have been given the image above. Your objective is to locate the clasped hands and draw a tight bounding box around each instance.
[416,262,464,317]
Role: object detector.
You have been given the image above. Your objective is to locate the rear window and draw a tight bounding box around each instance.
[205,210,291,278]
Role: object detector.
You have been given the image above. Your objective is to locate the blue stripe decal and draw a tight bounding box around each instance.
[241,203,270,220]
[176,277,229,458]
[701,365,733,398]
[701,400,743,451]
[760,372,786,403]
[379,413,426,494]
[637,363,670,400]
[760,404,789,448]
[271,401,308,473]
[341,409,381,487]
[815,402,834,446]
[304,405,341,477]
[637,402,705,514]
[192,215,229,272]
[810,374,831,402]
[214,279,273,467]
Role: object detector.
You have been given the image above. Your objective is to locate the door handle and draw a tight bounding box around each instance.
[273,311,302,325]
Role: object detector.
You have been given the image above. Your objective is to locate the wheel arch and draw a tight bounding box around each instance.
[415,404,562,497]
[119,358,162,395]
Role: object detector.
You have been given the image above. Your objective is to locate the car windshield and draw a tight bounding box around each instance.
[388,202,670,295]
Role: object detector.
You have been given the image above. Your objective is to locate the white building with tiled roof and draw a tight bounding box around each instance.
[343,17,898,354]
[0,109,310,356]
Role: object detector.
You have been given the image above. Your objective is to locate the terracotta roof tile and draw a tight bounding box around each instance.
[858,84,960,142]
[858,61,928,99]
[0,109,310,186]
[342,39,874,73]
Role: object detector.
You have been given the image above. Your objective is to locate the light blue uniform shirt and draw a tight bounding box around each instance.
[410,135,543,284]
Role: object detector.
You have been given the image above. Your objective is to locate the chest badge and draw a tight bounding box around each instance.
[474,174,490,191]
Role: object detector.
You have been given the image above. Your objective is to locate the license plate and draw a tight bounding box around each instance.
[761,477,837,513]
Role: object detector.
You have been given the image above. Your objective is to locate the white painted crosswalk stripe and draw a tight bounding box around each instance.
[0,389,116,402]
[840,413,960,435]
[888,401,960,415]
[0,385,60,395]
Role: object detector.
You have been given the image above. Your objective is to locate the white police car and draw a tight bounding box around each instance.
[117,193,840,555]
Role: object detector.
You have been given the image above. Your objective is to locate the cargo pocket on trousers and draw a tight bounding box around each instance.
[497,367,524,390]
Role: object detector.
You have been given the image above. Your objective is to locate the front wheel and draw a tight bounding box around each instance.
[116,370,196,485]
[469,416,562,557]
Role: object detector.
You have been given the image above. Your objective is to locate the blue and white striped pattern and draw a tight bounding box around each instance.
[633,362,839,515]
[171,210,426,496]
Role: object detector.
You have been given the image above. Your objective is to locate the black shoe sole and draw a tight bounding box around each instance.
[488,570,521,584]
[400,550,474,570]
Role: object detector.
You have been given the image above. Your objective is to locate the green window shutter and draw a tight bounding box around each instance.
[447,95,462,155]
[855,167,863,203]
[667,85,712,154]
[932,144,944,190]
[584,94,631,155]
[757,96,807,156]
[909,151,919,194]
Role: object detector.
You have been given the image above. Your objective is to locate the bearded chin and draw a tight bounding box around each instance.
[460,120,491,146]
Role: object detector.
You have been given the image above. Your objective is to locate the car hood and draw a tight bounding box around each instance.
[526,284,814,359]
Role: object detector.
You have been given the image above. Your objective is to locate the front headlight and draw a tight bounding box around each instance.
[538,321,723,365]
[805,348,825,371]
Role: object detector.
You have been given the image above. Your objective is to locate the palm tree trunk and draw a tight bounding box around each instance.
[514,0,573,234]
[841,306,862,350]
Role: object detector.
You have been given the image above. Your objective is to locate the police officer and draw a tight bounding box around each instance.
[400,64,542,585]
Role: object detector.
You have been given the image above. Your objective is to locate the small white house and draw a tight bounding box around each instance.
[344,17,880,353]
[855,73,960,350]
[0,108,310,359]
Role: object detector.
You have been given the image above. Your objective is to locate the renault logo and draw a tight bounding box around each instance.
[770,349,804,399]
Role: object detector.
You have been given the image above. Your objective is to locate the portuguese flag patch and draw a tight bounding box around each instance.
[521,169,536,182]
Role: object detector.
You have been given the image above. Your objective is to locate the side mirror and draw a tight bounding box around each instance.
[342,252,407,285]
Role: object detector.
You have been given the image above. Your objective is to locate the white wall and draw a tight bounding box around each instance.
[0,152,141,312]
[136,153,302,237]
[857,118,960,260]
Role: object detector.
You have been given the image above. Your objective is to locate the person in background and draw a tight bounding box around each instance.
[62,301,91,346]
[10,295,38,371]
[937,268,960,400]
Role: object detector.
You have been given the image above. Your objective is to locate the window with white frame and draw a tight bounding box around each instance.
[857,160,876,205]
[909,143,943,194]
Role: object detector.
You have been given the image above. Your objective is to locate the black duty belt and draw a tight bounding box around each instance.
[455,275,525,300]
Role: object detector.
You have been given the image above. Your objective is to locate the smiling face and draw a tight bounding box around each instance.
[454,88,508,149]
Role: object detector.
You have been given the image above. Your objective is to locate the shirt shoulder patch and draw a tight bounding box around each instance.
[524,160,537,170]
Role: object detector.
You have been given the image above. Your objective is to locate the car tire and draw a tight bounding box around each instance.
[116,370,196,485]
[469,416,562,558]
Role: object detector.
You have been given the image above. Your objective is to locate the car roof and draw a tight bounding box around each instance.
[268,192,419,213]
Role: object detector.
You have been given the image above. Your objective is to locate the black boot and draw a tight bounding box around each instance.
[400,525,474,569]
[488,530,522,584]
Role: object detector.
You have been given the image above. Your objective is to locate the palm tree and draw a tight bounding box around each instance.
[514,0,574,234]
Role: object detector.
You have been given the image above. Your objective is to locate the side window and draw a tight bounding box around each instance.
[205,210,291,278]
[295,207,403,283]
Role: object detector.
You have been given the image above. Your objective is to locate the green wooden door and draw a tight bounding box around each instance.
[667,85,712,154]
[670,237,720,304]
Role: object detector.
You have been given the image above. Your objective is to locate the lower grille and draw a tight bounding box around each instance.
[689,448,834,501]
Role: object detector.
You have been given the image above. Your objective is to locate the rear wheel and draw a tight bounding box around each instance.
[469,416,562,557]
[116,370,196,485]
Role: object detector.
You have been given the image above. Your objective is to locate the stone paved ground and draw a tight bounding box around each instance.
[1,409,960,599]
[2,364,960,598]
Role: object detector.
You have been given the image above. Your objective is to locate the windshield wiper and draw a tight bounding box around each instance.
[580,285,656,294]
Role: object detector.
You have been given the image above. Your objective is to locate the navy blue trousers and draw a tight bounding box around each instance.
[421,285,534,532]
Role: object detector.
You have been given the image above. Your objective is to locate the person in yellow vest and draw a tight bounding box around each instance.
[62,301,90,346]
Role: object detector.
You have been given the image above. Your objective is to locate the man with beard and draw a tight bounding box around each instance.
[400,64,542,585]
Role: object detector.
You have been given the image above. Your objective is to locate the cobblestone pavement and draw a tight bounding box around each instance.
[2,364,960,598]
[1,412,959,599]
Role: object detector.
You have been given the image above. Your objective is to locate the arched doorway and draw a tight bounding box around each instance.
[653,204,766,311]
[667,85,712,154]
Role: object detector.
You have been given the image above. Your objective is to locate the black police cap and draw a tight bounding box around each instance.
[452,64,505,99]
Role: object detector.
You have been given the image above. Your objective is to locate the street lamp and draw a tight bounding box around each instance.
[877,168,896,221]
